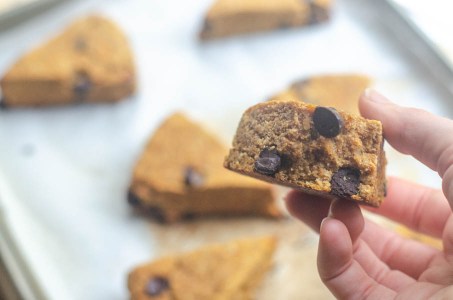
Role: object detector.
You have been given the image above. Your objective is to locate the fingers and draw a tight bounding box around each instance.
[285,190,440,279]
[362,220,439,279]
[359,90,453,207]
[329,199,364,243]
[318,218,397,299]
[365,177,451,238]
[329,199,421,285]
[441,216,453,255]
[284,190,331,231]
[359,89,453,175]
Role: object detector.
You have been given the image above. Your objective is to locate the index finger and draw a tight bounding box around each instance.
[359,89,453,205]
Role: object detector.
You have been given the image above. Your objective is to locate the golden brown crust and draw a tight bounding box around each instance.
[269,74,371,114]
[224,100,386,207]
[128,237,277,300]
[129,113,281,222]
[1,15,135,107]
[199,0,332,40]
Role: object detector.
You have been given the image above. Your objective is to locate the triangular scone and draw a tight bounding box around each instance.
[128,236,276,300]
[0,15,135,107]
[269,74,371,114]
[225,100,386,207]
[199,0,332,40]
[128,113,280,223]
[270,74,371,114]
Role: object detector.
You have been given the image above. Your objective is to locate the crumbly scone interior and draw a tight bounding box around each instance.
[225,100,385,205]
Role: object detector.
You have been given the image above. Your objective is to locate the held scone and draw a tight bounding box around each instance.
[128,236,276,300]
[224,100,386,207]
[128,113,280,223]
[269,74,371,114]
[0,15,135,107]
[199,0,332,40]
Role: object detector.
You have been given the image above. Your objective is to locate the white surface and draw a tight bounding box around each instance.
[0,0,37,12]
[0,0,451,299]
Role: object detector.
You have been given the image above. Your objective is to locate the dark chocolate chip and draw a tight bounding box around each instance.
[254,147,281,176]
[202,19,212,32]
[330,167,360,198]
[311,148,325,161]
[279,21,291,29]
[146,276,170,296]
[74,37,87,51]
[307,0,329,24]
[383,182,387,197]
[0,99,7,110]
[312,106,343,138]
[182,212,196,221]
[147,206,167,224]
[73,72,91,101]
[127,189,141,206]
[279,152,294,170]
[184,167,204,188]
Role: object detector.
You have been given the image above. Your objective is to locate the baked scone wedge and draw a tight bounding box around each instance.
[128,113,280,223]
[199,0,332,40]
[1,15,135,107]
[269,74,371,114]
[224,100,386,207]
[128,236,276,300]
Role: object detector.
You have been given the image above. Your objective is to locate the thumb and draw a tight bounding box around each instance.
[359,89,453,208]
[317,217,396,299]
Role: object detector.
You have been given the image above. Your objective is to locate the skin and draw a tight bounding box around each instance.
[285,89,453,299]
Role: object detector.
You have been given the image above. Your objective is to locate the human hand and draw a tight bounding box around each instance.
[285,90,453,299]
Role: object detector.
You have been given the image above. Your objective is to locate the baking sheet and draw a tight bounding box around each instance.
[0,0,451,299]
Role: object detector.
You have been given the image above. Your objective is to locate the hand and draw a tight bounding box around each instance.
[285,90,453,299]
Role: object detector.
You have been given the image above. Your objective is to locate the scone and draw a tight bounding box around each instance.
[128,113,280,223]
[128,236,276,300]
[199,0,332,40]
[224,100,386,207]
[269,74,371,114]
[0,15,135,107]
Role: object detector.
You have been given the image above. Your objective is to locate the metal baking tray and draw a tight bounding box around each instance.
[0,0,68,30]
[0,0,450,299]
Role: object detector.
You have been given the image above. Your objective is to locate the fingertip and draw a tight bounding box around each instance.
[318,217,353,279]
[330,199,364,242]
[284,190,332,232]
[359,88,393,120]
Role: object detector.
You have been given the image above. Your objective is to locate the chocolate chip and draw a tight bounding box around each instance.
[307,0,329,24]
[330,167,360,198]
[73,72,91,101]
[0,99,7,110]
[184,167,204,188]
[146,276,170,296]
[182,212,196,221]
[254,147,281,176]
[147,206,167,224]
[383,182,387,197]
[312,106,343,138]
[74,37,87,51]
[202,19,212,32]
[127,189,141,206]
[279,21,291,29]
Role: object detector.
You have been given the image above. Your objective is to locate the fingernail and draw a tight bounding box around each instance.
[320,217,328,229]
[363,88,391,104]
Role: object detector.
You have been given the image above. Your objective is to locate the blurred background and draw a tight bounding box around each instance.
[1,0,453,299]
